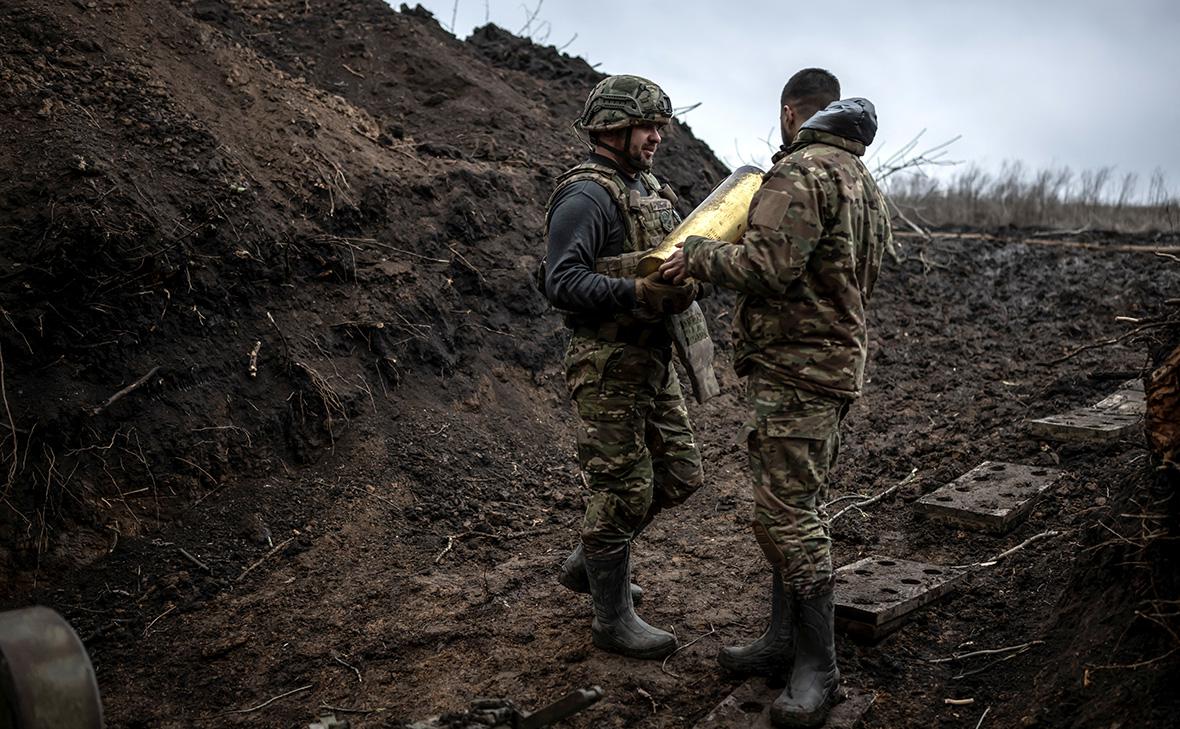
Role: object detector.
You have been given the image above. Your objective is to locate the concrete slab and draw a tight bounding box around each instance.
[1028,408,1142,442]
[915,461,1063,533]
[1029,380,1145,442]
[692,678,775,729]
[1094,379,1146,414]
[692,678,874,729]
[834,556,965,641]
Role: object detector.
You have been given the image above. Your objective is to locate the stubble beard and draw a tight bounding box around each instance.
[631,146,656,171]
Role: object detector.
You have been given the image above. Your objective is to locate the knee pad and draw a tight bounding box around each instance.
[752,518,787,567]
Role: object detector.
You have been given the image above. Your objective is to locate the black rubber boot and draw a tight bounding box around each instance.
[771,590,843,728]
[718,568,793,675]
[559,543,644,605]
[585,546,677,659]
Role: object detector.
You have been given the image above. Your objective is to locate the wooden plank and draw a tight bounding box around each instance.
[915,461,1063,533]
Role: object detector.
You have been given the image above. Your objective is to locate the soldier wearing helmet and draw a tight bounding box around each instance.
[578,74,672,172]
[541,75,704,660]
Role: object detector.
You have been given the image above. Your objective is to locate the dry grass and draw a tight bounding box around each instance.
[884,162,1180,233]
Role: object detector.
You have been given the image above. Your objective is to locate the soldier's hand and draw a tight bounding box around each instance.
[658,246,689,284]
[635,272,697,316]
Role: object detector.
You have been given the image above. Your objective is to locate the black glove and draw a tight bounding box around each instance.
[635,273,698,316]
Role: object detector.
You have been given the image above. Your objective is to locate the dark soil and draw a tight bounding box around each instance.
[1,2,1178,728]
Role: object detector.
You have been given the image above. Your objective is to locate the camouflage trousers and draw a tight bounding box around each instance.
[745,374,851,598]
[564,333,704,558]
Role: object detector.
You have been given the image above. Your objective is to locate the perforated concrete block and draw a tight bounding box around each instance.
[1030,380,1145,442]
[1094,379,1146,414]
[691,678,875,729]
[1028,408,1142,442]
[916,461,1063,533]
[834,556,965,641]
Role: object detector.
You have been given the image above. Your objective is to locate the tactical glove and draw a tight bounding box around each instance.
[635,273,698,316]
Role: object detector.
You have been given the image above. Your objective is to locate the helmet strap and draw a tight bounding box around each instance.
[571,121,594,152]
[595,127,642,174]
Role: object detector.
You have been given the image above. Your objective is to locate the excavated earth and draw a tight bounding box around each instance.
[1,2,1179,728]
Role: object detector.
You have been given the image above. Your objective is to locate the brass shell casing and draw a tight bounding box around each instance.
[636,165,764,277]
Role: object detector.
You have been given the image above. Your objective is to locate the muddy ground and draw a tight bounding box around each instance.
[1,1,1179,728]
[20,231,1180,729]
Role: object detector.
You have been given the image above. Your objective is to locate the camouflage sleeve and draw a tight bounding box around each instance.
[682,162,829,297]
[863,185,893,301]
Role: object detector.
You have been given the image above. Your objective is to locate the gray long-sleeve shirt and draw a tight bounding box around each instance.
[544,154,649,316]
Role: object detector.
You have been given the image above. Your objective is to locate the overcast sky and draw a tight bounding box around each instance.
[406,0,1180,198]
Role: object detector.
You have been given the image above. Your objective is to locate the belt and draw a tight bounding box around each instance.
[570,320,672,349]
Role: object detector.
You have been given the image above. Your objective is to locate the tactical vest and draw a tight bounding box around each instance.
[545,161,682,278]
[544,162,721,403]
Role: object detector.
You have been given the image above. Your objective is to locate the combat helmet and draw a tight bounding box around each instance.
[579,75,673,132]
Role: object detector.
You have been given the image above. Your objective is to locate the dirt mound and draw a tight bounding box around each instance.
[1,2,1178,728]
[0,0,727,572]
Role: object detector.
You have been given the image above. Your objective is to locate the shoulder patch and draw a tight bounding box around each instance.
[750,189,792,230]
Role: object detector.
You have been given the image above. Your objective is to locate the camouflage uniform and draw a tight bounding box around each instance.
[683,99,891,596]
[549,160,704,558]
[545,75,703,660]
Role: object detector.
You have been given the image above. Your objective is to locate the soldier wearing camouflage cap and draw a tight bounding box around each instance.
[662,69,892,726]
[541,75,705,660]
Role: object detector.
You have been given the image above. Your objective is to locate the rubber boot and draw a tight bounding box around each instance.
[718,568,793,675]
[584,545,677,659]
[559,543,643,604]
[771,590,843,728]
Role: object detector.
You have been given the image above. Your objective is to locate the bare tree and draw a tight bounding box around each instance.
[517,0,544,36]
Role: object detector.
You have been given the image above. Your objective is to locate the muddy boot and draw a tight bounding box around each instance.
[718,568,793,675]
[559,544,644,604]
[771,590,843,728]
[585,546,676,659]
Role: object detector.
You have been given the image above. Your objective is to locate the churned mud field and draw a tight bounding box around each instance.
[1,1,1178,727]
[14,232,1179,728]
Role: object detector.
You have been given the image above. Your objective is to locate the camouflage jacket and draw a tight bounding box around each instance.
[682,98,892,398]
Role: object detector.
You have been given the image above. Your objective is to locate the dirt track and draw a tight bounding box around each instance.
[2,1,1179,728]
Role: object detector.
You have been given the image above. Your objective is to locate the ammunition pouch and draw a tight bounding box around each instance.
[667,302,719,404]
[593,250,648,278]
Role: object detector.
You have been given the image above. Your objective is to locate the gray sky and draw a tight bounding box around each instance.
[407,0,1180,197]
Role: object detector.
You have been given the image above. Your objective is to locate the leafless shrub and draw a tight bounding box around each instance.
[440,0,576,55]
[1150,170,1180,233]
[885,162,1180,233]
[1116,172,1139,210]
[871,130,959,185]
